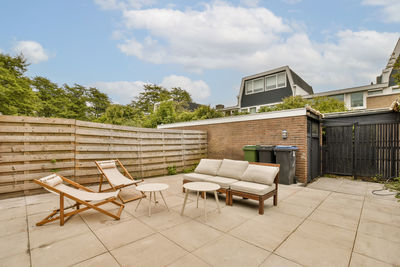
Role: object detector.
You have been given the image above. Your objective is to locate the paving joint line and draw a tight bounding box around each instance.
[347,195,366,267]
[24,196,33,267]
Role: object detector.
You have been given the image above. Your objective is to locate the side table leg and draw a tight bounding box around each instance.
[204,191,207,221]
[160,191,169,211]
[196,191,199,208]
[181,189,189,215]
[148,192,152,217]
[135,193,143,211]
[214,191,221,213]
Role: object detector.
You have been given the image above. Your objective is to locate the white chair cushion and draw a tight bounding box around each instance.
[241,164,279,185]
[194,159,222,176]
[231,181,276,195]
[183,173,214,182]
[205,176,238,189]
[216,159,249,180]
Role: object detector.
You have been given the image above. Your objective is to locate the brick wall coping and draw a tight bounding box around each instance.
[158,108,308,129]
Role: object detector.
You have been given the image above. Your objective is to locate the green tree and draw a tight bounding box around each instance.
[310,96,347,113]
[97,104,143,126]
[131,84,171,113]
[192,105,224,120]
[63,84,89,120]
[32,76,68,117]
[86,87,111,120]
[143,101,177,128]
[0,53,38,115]
[170,87,192,111]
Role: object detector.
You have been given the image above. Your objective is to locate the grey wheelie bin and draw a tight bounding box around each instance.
[274,146,298,185]
[257,145,276,163]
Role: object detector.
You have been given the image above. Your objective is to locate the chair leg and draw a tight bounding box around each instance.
[60,193,65,226]
[273,193,278,206]
[258,196,264,215]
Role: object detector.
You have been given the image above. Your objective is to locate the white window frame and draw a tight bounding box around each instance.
[265,72,286,91]
[245,78,265,95]
[350,92,364,108]
[367,90,383,96]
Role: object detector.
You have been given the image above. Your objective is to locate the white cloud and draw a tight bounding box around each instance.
[91,80,148,104]
[362,0,400,23]
[108,1,399,91]
[160,75,211,101]
[13,41,49,64]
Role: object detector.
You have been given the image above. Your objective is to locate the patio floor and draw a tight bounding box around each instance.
[1,175,399,267]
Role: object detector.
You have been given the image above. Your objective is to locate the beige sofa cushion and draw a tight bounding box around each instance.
[195,159,223,176]
[217,159,249,180]
[241,164,279,185]
[183,173,214,182]
[231,181,276,195]
[206,176,238,189]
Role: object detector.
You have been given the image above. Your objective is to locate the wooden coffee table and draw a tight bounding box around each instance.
[181,182,221,221]
[135,183,169,217]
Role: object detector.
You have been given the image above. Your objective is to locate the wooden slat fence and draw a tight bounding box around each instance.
[0,115,207,196]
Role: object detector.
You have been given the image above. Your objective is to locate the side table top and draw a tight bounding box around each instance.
[136,183,169,192]
[183,182,220,191]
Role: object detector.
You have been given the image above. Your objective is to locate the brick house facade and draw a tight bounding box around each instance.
[159,108,320,183]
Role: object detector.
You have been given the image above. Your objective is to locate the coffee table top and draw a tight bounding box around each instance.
[183,182,220,192]
[136,183,169,192]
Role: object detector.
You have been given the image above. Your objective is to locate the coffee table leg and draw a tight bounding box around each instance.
[181,189,189,215]
[154,191,157,205]
[160,191,169,211]
[196,191,199,208]
[214,191,221,213]
[204,191,207,221]
[148,192,152,217]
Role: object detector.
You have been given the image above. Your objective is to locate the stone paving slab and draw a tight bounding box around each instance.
[0,174,399,267]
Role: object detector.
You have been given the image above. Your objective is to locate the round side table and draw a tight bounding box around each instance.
[135,183,169,217]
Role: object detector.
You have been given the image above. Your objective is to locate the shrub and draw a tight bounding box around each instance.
[166,165,177,175]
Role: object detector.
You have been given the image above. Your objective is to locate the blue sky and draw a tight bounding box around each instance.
[1,0,399,106]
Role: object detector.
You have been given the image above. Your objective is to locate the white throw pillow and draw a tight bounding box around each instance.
[40,174,63,187]
[194,159,223,176]
[241,164,279,185]
[216,159,249,179]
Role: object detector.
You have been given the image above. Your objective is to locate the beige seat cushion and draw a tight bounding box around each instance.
[194,159,223,176]
[241,164,279,185]
[183,173,214,182]
[205,176,238,189]
[231,181,276,195]
[216,159,249,180]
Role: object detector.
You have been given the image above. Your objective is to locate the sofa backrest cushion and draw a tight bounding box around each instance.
[241,164,279,185]
[216,159,249,179]
[194,159,222,176]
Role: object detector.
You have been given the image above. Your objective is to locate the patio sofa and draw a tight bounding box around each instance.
[183,159,280,214]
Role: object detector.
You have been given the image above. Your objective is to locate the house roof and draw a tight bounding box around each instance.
[303,82,388,98]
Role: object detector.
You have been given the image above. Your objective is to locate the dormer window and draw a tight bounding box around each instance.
[245,72,287,95]
[245,78,264,94]
[266,72,286,91]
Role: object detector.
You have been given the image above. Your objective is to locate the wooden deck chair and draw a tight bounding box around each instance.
[33,173,124,226]
[95,159,145,203]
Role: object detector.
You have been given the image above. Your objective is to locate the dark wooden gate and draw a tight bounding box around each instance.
[323,122,400,179]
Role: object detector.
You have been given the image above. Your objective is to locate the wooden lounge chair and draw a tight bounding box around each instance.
[95,159,145,203]
[33,173,124,226]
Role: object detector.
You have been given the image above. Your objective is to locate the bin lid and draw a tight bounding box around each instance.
[257,145,275,151]
[243,145,258,151]
[274,145,298,151]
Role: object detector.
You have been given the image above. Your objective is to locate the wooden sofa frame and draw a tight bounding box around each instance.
[228,162,280,215]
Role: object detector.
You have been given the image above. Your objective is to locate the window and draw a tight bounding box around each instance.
[249,107,256,114]
[265,72,286,91]
[350,92,364,107]
[245,78,264,94]
[240,108,248,113]
[368,90,383,96]
[330,94,344,102]
[392,87,400,93]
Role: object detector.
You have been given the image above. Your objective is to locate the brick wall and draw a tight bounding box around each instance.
[169,115,309,183]
[367,93,400,109]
